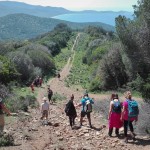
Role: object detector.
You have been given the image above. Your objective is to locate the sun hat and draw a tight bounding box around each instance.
[43,97,47,101]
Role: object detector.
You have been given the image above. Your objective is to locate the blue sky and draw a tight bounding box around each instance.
[1,0,138,11]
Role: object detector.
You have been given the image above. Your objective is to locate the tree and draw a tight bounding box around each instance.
[0,55,18,84]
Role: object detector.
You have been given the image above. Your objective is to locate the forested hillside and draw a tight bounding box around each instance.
[0,14,114,40]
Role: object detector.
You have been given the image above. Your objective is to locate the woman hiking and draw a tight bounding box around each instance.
[121,91,139,143]
[65,94,77,129]
[108,94,123,137]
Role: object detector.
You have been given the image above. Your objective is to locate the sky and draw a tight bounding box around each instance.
[1,0,138,11]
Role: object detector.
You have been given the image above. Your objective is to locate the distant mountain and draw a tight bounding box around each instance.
[0,1,133,26]
[53,11,133,26]
[0,14,114,40]
[0,1,72,17]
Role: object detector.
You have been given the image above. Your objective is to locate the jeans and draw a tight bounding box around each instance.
[124,120,134,137]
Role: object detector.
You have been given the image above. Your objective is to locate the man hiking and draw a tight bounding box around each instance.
[76,93,94,128]
[40,97,50,124]
[47,87,53,104]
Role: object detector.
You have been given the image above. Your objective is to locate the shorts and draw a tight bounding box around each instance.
[42,110,48,119]
[81,111,90,118]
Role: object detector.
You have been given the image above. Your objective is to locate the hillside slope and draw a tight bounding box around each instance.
[0,14,114,40]
[2,34,150,150]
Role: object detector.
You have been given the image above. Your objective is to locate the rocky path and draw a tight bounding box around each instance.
[2,34,150,150]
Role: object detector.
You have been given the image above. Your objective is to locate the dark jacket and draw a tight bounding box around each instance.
[65,100,77,117]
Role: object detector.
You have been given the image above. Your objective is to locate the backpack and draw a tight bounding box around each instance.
[48,89,53,96]
[65,102,70,116]
[127,99,139,118]
[85,99,92,113]
[112,100,121,113]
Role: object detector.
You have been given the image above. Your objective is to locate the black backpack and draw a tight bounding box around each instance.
[112,100,121,113]
[48,89,53,96]
[65,102,70,116]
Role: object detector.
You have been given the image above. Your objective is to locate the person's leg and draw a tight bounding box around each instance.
[69,116,72,127]
[45,110,48,120]
[0,115,4,135]
[124,120,128,142]
[72,116,75,125]
[129,121,136,140]
[108,128,113,136]
[87,113,92,127]
[48,95,51,103]
[129,121,134,132]
[115,128,119,136]
[80,111,85,126]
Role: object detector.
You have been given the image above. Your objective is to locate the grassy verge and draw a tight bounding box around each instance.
[66,51,91,89]
[54,47,72,71]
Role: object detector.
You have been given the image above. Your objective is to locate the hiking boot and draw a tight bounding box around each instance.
[124,137,128,143]
[131,132,136,141]
[115,129,119,137]
[108,128,113,137]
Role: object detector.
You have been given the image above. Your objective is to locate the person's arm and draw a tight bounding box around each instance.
[75,102,82,108]
[41,104,43,113]
[90,98,94,104]
[108,102,113,120]
[1,104,11,115]
[121,105,125,121]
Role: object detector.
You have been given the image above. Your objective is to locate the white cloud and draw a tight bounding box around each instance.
[1,0,138,11]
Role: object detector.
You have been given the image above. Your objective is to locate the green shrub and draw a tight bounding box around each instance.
[52,93,66,102]
[89,77,101,92]
[0,134,14,146]
[6,94,38,112]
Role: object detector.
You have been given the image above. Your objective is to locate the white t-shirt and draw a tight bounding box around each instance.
[41,102,49,111]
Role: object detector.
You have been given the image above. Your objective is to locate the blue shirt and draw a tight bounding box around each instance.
[81,96,94,112]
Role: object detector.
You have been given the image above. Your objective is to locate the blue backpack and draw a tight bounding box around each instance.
[127,99,139,118]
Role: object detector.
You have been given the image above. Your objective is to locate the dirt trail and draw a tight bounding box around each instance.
[2,34,150,150]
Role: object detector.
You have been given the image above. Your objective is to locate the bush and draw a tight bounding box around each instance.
[6,94,38,112]
[0,55,18,84]
[52,93,66,102]
[27,50,55,75]
[89,77,101,92]
[0,134,14,146]
[7,51,34,82]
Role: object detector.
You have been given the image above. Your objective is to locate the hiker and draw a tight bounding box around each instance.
[76,93,94,128]
[30,82,34,93]
[65,94,77,129]
[40,97,50,121]
[57,73,61,81]
[39,77,43,87]
[47,87,53,103]
[0,98,11,135]
[37,76,40,87]
[34,78,38,87]
[108,93,123,137]
[121,91,139,143]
